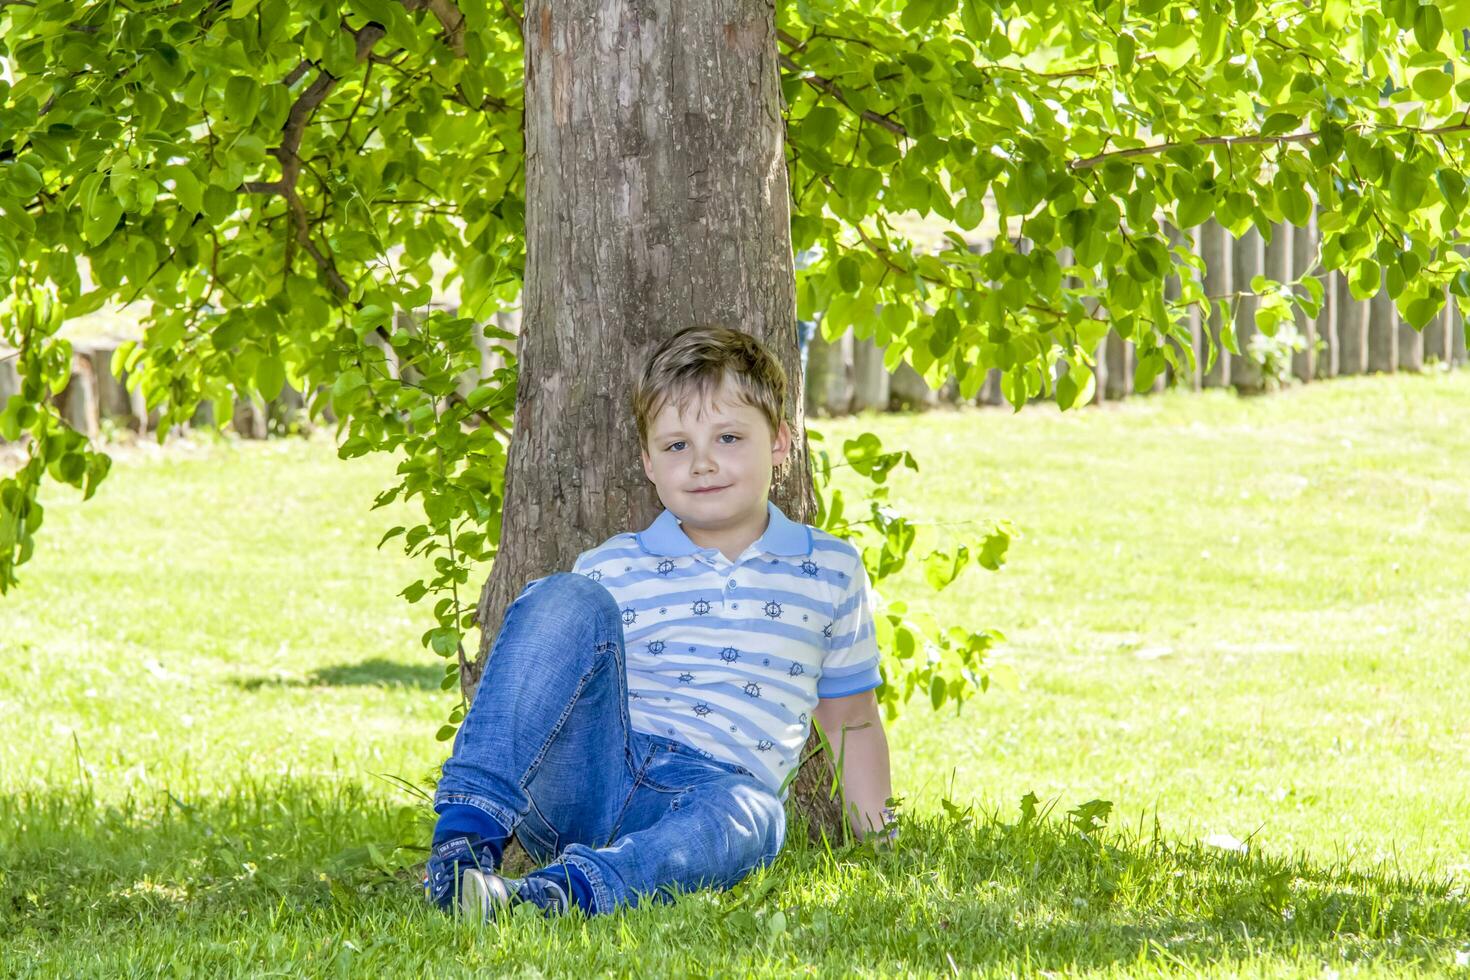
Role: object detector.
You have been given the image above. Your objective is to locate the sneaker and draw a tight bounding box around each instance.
[455,868,570,923]
[423,834,498,912]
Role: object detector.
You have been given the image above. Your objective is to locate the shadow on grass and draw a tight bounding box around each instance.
[234,657,442,691]
[2,781,1466,974]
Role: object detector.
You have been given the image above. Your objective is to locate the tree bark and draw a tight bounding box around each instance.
[474,0,841,841]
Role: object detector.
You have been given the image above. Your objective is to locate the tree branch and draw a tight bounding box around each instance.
[1068,120,1470,170]
[777,52,907,138]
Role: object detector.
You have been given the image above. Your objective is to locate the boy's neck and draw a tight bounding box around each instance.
[679,509,769,563]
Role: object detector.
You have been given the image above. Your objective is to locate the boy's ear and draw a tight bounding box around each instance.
[771,420,793,469]
[640,446,655,483]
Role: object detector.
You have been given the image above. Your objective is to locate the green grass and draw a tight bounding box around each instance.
[3,373,1469,976]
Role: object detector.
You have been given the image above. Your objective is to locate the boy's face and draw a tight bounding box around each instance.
[640,375,792,539]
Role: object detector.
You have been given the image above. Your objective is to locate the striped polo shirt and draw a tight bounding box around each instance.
[571,500,883,798]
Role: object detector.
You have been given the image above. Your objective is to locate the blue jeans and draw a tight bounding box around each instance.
[434,572,787,914]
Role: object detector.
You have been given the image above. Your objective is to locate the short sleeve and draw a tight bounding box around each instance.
[818,552,883,699]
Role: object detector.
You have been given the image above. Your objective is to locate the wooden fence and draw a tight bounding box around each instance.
[2,230,1467,441]
[804,219,1469,417]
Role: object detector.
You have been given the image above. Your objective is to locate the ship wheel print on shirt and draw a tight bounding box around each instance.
[801,560,819,577]
[719,646,740,663]
[762,600,783,619]
[657,559,675,576]
[691,598,712,616]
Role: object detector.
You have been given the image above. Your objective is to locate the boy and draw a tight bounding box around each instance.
[424,326,895,921]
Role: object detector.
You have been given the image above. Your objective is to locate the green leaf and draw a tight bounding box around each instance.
[1259,112,1299,137]
[929,673,947,710]
[1412,68,1453,100]
[923,547,968,590]
[1413,3,1444,50]
[802,106,839,147]
[83,196,122,245]
[255,355,286,401]
[1134,352,1163,392]
[1153,23,1199,72]
[223,75,260,128]
[1175,191,1215,229]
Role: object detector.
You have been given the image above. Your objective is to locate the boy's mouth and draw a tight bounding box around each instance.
[689,485,729,494]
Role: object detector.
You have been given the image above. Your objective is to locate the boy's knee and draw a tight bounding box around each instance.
[516,571,621,630]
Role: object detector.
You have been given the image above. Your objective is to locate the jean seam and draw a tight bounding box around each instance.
[517,652,611,796]
[431,794,519,835]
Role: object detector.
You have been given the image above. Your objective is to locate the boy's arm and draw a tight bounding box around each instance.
[812,689,895,843]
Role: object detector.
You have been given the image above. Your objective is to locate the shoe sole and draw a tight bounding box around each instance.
[458,868,513,923]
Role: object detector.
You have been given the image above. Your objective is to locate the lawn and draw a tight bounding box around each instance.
[2,373,1468,976]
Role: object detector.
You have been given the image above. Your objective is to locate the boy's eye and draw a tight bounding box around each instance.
[720,433,740,444]
[666,441,685,452]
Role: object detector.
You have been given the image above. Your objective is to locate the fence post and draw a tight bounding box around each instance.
[1367,271,1398,373]
[1264,223,1294,386]
[1336,269,1369,375]
[1103,330,1131,401]
[57,351,100,441]
[1423,288,1448,365]
[804,325,854,417]
[851,336,890,412]
[1200,219,1232,387]
[1288,217,1316,381]
[1232,225,1265,392]
[1453,297,1468,367]
[889,358,939,411]
[1398,300,1425,372]
[1163,224,1194,392]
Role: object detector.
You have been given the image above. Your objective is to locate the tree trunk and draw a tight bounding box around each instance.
[473,0,841,842]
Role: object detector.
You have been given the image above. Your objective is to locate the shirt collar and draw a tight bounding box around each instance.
[637,500,812,558]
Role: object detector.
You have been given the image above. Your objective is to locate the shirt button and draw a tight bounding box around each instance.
[727,580,736,589]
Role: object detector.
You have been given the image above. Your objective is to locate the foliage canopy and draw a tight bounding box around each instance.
[2,0,1467,716]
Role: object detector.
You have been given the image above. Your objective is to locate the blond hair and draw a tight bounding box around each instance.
[632,326,788,449]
